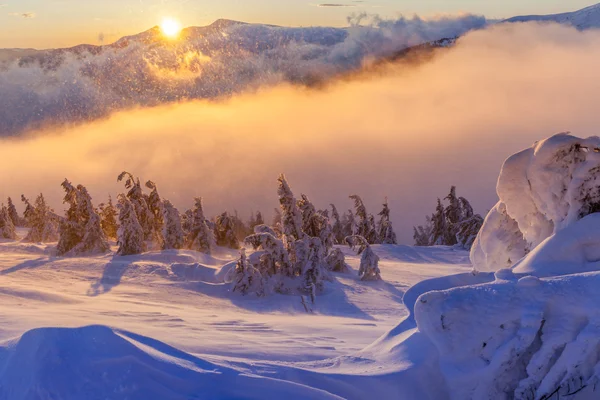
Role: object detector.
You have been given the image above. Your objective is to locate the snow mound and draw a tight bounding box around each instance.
[415,269,600,399]
[0,325,340,400]
[471,133,600,272]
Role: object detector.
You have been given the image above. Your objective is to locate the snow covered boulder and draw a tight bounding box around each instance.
[415,271,600,400]
[472,133,600,272]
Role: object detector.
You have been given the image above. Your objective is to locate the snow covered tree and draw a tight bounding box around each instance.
[116,194,145,256]
[377,198,397,245]
[98,196,118,240]
[117,172,154,242]
[341,209,356,238]
[277,174,304,241]
[185,197,214,254]
[326,248,349,273]
[430,199,448,245]
[21,194,59,243]
[21,195,35,227]
[0,205,16,240]
[162,199,185,250]
[414,187,482,248]
[347,235,381,281]
[231,211,250,241]
[349,195,379,243]
[330,204,344,244]
[181,208,193,235]
[413,223,431,246]
[57,180,110,256]
[145,181,165,249]
[6,197,21,227]
[272,208,282,237]
[245,231,290,277]
[214,212,239,249]
[231,249,264,296]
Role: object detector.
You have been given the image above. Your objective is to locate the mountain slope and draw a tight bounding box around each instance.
[504,2,600,30]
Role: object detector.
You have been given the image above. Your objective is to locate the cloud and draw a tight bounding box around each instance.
[2,22,600,244]
[8,12,35,18]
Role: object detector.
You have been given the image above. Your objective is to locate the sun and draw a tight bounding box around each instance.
[160,18,182,39]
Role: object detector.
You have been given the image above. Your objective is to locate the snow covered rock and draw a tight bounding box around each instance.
[472,133,600,272]
[415,269,600,400]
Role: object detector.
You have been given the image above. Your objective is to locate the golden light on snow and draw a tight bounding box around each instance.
[160,18,182,39]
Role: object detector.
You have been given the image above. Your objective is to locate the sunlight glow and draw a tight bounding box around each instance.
[161,18,182,39]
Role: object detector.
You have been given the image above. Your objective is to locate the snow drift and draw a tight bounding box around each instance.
[0,325,340,400]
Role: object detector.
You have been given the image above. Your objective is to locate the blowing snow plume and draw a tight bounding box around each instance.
[0,14,486,136]
[3,22,600,243]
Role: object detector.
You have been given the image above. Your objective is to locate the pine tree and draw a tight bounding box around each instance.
[22,194,59,243]
[116,194,145,256]
[7,197,21,227]
[347,235,381,281]
[377,198,397,245]
[0,205,16,240]
[185,197,213,254]
[231,249,264,296]
[57,180,110,256]
[162,199,185,250]
[277,174,304,241]
[145,181,165,249]
[117,172,154,242]
[214,212,240,249]
[98,195,118,240]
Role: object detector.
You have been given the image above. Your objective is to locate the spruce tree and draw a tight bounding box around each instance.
[347,235,381,281]
[231,249,264,296]
[245,231,290,277]
[277,174,304,241]
[377,198,397,245]
[326,248,349,273]
[117,172,154,242]
[6,197,21,227]
[330,204,344,244]
[145,181,165,249]
[98,196,118,240]
[57,180,110,256]
[162,199,185,250]
[185,197,213,254]
[116,194,145,256]
[0,205,16,240]
[214,212,240,249]
[22,194,59,243]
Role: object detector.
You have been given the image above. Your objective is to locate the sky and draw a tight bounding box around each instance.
[0,0,597,49]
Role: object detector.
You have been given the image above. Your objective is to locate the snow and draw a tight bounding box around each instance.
[472,133,600,272]
[0,235,470,399]
[505,3,600,30]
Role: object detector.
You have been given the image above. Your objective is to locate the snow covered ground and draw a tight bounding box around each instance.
[0,228,470,399]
